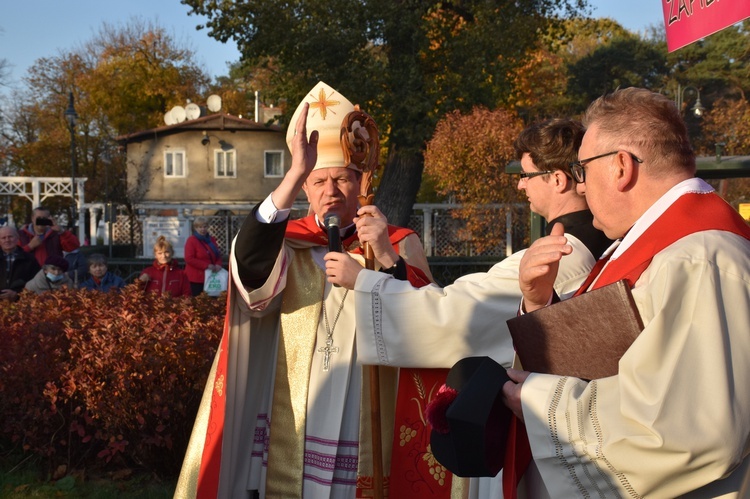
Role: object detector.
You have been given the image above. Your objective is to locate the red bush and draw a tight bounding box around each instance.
[0,285,224,477]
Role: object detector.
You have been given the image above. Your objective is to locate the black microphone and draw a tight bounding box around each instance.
[324,214,342,287]
[324,214,342,253]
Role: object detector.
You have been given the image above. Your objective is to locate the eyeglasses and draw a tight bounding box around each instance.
[517,170,556,180]
[569,151,643,183]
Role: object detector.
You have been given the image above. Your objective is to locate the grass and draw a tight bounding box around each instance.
[0,453,176,498]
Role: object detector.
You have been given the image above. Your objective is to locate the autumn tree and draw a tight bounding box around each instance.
[82,20,210,135]
[424,107,526,252]
[700,97,750,209]
[182,0,590,226]
[510,17,636,121]
[2,18,210,223]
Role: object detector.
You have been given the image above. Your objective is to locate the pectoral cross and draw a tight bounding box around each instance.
[318,336,339,371]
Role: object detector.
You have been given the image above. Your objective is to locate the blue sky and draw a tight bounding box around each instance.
[0,0,664,92]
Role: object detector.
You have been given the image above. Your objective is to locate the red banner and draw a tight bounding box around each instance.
[663,0,750,52]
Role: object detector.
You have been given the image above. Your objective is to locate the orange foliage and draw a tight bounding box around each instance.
[509,47,567,112]
[424,107,526,253]
[701,98,750,155]
[0,285,224,476]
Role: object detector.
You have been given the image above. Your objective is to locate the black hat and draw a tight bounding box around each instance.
[427,356,511,477]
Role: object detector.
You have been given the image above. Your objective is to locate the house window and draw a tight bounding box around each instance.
[165,150,186,177]
[264,151,284,177]
[215,149,236,178]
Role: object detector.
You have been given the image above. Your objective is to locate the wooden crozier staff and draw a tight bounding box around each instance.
[342,107,384,499]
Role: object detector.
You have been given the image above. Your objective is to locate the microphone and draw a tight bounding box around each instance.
[324,214,342,253]
[325,214,342,288]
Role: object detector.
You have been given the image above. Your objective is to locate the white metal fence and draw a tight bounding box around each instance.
[106,203,531,259]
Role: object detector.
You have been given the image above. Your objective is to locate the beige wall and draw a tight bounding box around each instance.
[127,129,295,205]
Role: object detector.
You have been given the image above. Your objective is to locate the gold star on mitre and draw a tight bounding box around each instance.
[309,87,341,120]
[286,82,359,169]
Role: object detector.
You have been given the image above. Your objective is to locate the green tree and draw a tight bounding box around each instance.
[511,18,666,123]
[566,29,667,111]
[666,20,750,154]
[668,20,750,102]
[182,0,589,226]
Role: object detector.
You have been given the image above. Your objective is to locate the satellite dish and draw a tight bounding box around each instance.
[185,102,201,120]
[164,109,176,125]
[171,105,187,123]
[207,94,222,113]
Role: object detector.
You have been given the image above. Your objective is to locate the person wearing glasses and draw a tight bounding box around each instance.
[504,87,750,497]
[325,118,612,497]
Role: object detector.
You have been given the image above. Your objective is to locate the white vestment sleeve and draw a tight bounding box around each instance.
[229,233,292,314]
[354,235,596,369]
[522,231,750,497]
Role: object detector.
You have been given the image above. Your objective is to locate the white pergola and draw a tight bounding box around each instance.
[0,176,87,242]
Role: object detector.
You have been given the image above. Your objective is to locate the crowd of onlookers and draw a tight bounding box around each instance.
[0,208,225,301]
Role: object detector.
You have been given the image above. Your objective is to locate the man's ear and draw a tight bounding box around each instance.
[616,152,638,192]
[553,170,572,192]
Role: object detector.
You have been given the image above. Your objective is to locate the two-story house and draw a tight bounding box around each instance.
[116,110,308,257]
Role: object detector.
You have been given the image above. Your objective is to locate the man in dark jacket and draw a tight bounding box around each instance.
[0,226,41,301]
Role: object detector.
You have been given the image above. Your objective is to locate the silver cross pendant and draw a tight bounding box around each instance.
[318,337,340,371]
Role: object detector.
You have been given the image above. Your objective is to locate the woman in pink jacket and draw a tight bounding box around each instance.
[139,236,191,297]
[183,217,223,296]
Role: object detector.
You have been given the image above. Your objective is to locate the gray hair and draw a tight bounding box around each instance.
[583,87,695,176]
[0,226,19,238]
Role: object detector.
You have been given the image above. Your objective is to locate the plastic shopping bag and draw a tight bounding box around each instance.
[204,268,228,296]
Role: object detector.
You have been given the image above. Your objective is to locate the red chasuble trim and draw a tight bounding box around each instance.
[389,367,454,498]
[503,191,750,498]
[196,275,235,497]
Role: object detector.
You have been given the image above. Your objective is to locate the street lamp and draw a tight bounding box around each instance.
[676,84,705,117]
[64,92,78,227]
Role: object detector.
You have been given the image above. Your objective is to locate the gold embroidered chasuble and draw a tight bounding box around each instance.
[265,248,398,495]
[176,243,401,498]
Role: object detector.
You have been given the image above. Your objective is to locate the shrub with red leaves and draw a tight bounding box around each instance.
[0,284,224,477]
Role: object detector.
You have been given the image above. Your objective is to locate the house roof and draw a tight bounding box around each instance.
[116,112,284,144]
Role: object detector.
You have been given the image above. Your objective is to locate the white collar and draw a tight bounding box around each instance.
[314,214,356,235]
[611,177,714,259]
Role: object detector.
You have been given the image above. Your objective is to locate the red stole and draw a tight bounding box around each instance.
[195,214,431,497]
[503,191,750,498]
[585,192,750,292]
